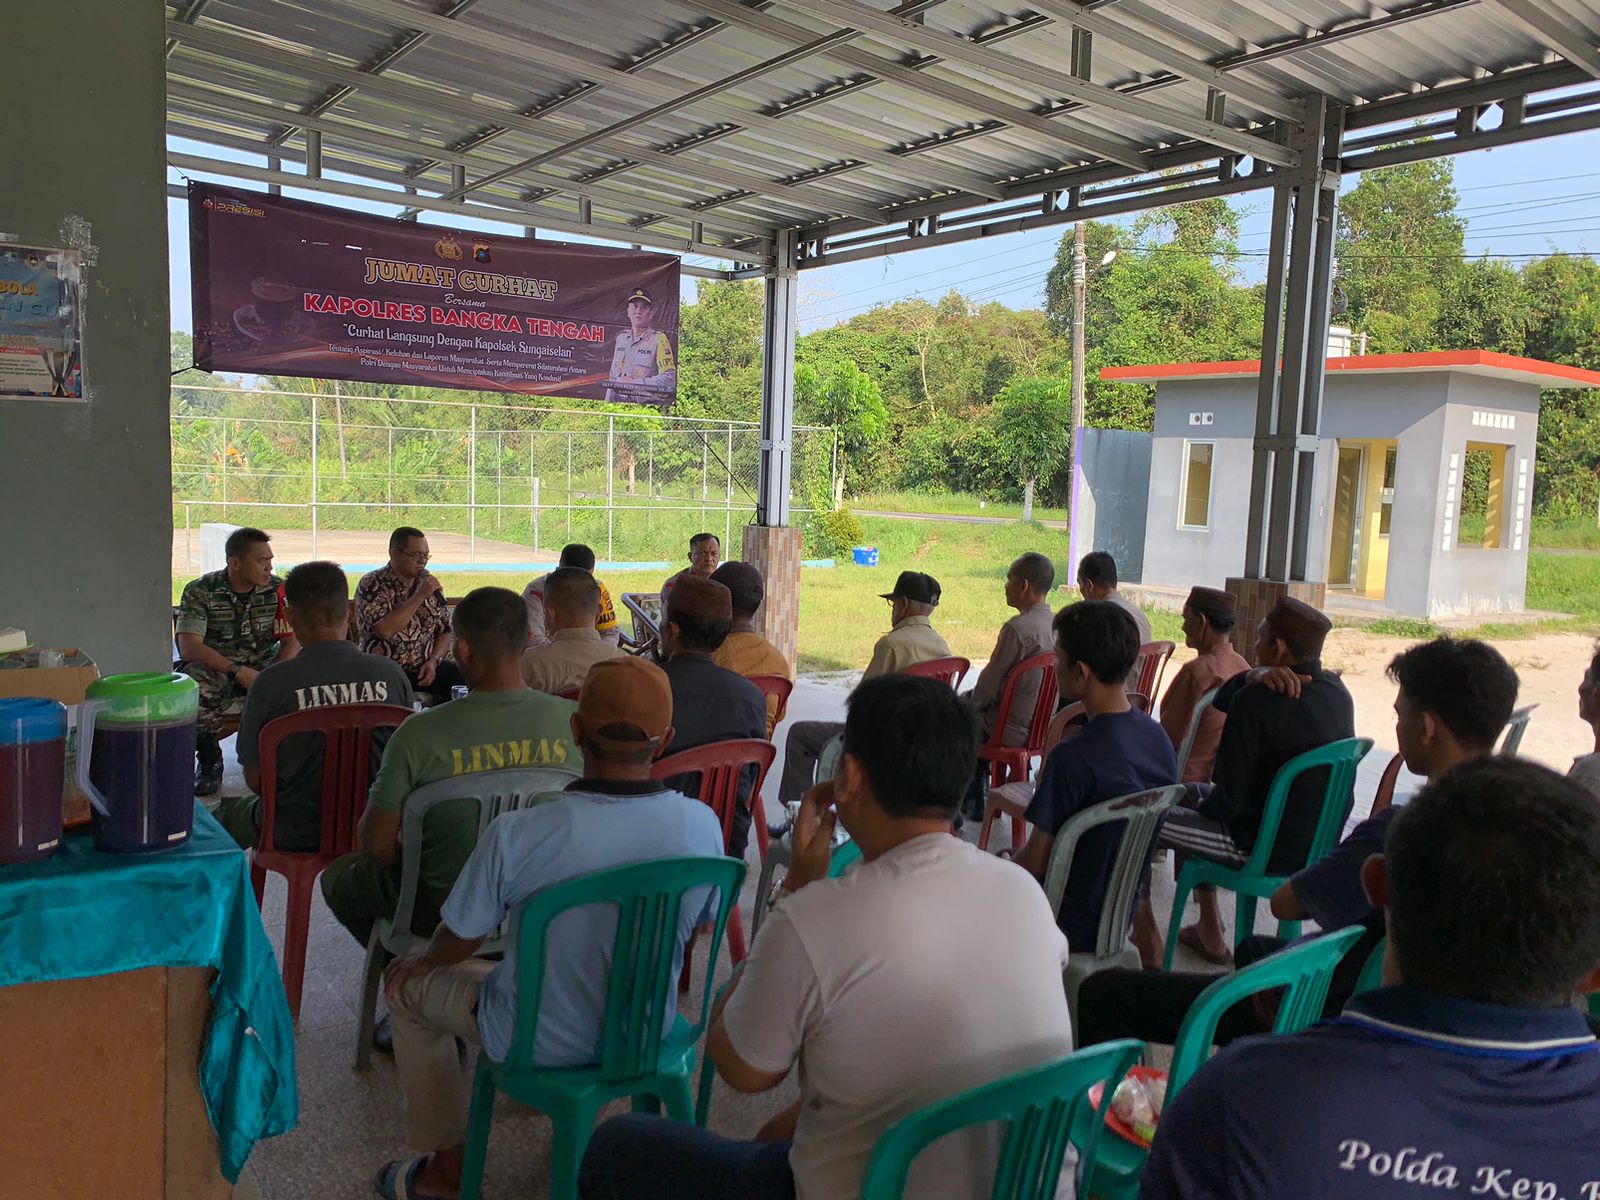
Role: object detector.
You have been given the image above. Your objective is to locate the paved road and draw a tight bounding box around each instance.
[1534,546,1600,558]
[856,508,1070,530]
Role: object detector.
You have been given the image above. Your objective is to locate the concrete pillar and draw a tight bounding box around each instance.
[2,1,172,672]
[742,525,803,673]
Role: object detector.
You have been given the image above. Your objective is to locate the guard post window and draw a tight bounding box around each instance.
[1181,441,1214,530]
[1378,447,1397,537]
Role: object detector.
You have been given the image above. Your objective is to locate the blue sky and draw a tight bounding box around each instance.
[166,128,1600,339]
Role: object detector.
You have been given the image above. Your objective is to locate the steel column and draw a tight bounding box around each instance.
[1242,184,1292,580]
[1247,99,1343,583]
[757,228,799,527]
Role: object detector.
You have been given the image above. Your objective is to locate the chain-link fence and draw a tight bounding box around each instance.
[171,385,838,567]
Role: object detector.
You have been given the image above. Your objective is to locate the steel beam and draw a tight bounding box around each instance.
[770,0,1299,166]
[1025,0,1304,121]
[164,153,771,266]
[165,83,784,240]
[672,0,1154,169]
[1486,0,1600,78]
[163,20,888,224]
[758,229,800,527]
[324,0,1010,201]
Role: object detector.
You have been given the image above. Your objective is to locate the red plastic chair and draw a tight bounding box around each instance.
[651,738,777,972]
[901,656,972,690]
[251,703,413,1020]
[557,688,581,701]
[1134,641,1177,711]
[975,652,1061,849]
[748,673,794,732]
[1127,691,1152,714]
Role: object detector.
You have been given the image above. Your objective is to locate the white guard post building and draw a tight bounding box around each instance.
[1098,349,1600,620]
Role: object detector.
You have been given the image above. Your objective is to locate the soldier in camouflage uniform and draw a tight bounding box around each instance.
[175,527,299,795]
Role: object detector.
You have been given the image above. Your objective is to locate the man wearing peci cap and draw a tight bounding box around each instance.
[659,574,768,859]
[606,287,676,402]
[777,570,952,812]
[372,656,725,1200]
[1158,586,1252,783]
[1132,595,1355,967]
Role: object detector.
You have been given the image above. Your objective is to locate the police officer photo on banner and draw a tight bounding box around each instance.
[605,287,677,404]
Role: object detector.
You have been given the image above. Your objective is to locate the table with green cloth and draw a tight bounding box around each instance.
[0,803,298,1182]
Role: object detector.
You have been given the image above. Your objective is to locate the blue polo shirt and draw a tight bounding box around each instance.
[1140,984,1600,1200]
[1023,708,1177,953]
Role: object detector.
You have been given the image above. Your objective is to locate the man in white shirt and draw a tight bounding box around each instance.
[578,674,1075,1200]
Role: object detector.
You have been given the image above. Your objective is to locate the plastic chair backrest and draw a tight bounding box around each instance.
[391,765,579,942]
[1499,704,1537,756]
[1173,686,1222,781]
[748,673,794,726]
[1355,934,1388,995]
[1042,785,1187,958]
[816,732,845,786]
[1241,737,1374,877]
[1169,926,1364,1098]
[651,739,777,850]
[901,656,972,690]
[859,1040,1143,1200]
[257,703,414,855]
[1367,753,1404,817]
[1134,641,1176,705]
[1126,692,1152,714]
[828,837,862,877]
[980,652,1060,756]
[503,855,746,1085]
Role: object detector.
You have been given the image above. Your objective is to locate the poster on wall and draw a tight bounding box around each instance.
[188,182,681,404]
[0,244,84,399]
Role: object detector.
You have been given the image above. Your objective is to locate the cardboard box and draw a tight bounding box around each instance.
[0,648,101,705]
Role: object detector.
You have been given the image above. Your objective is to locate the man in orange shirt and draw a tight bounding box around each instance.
[1157,587,1251,782]
[711,561,790,735]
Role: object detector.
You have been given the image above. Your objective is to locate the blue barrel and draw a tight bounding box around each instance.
[851,546,880,567]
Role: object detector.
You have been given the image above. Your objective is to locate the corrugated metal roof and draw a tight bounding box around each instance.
[164,0,1600,265]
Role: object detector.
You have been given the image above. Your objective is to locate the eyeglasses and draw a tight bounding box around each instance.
[401,550,431,563]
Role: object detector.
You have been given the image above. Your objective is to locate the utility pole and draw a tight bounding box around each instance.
[1068,221,1087,568]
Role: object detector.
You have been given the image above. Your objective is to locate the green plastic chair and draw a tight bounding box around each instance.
[1162,736,1372,970]
[859,1040,1143,1200]
[458,855,747,1200]
[696,834,864,1124]
[1078,926,1363,1199]
[1355,933,1388,995]
[1041,785,1188,1028]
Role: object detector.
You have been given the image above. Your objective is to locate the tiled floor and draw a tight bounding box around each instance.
[229,676,1390,1198]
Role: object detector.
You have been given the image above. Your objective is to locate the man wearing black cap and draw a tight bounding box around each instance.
[659,574,767,858]
[606,287,676,402]
[1158,586,1251,783]
[1134,595,1354,966]
[776,571,951,812]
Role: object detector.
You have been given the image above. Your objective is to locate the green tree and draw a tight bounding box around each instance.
[676,278,764,422]
[794,354,889,496]
[1521,254,1600,515]
[992,375,1072,521]
[1045,199,1261,435]
[1431,257,1531,353]
[1337,159,1466,352]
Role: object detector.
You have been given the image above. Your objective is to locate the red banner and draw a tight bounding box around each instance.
[189,183,681,404]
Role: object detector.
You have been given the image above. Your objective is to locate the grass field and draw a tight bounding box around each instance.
[170,512,1600,671]
[853,490,1069,523]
